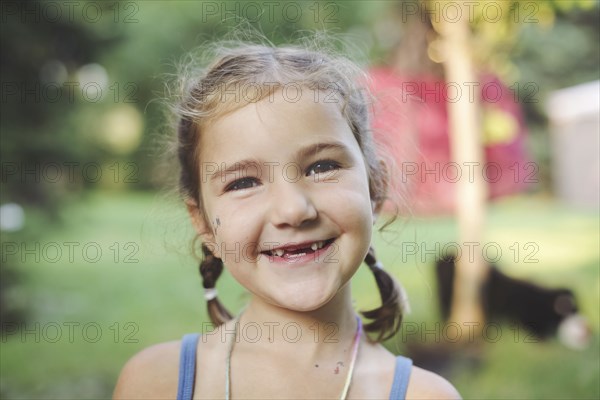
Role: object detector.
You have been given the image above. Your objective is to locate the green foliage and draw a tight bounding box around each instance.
[0,1,122,209]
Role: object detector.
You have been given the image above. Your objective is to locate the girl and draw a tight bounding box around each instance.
[114,39,461,400]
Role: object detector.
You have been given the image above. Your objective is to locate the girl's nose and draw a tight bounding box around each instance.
[268,181,318,228]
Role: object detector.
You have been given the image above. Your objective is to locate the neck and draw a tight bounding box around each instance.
[233,283,360,363]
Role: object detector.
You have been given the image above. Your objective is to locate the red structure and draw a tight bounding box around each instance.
[368,68,531,214]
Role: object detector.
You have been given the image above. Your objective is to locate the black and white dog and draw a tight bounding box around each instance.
[436,256,591,349]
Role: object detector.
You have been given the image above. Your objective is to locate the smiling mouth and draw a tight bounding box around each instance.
[261,238,336,259]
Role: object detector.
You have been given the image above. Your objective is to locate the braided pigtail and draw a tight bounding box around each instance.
[360,246,410,342]
[200,243,233,326]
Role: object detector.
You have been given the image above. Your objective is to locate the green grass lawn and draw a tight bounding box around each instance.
[1,190,598,399]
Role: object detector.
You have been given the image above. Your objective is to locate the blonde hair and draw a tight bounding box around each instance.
[172,37,404,342]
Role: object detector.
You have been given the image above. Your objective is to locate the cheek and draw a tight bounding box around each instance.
[317,172,374,224]
[320,190,373,230]
[207,200,264,261]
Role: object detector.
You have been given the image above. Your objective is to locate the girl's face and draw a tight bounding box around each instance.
[188,89,376,312]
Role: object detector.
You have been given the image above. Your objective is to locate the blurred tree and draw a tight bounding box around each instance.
[0,0,124,210]
[0,0,124,326]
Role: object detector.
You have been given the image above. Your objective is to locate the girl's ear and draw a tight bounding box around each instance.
[185,199,216,246]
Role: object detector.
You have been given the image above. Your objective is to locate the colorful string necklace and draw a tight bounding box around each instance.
[225,314,363,400]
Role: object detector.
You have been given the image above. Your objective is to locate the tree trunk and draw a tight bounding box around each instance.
[435,0,489,339]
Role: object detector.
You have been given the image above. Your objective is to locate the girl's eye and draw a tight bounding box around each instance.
[306,160,340,176]
[225,177,260,192]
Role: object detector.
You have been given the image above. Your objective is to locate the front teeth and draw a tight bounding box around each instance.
[270,241,326,257]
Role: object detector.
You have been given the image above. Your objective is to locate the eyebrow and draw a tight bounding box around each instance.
[209,141,350,182]
[296,141,349,161]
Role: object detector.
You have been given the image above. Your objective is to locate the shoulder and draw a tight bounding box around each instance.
[406,365,462,399]
[113,340,182,399]
[353,341,460,399]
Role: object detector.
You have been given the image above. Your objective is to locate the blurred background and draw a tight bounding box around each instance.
[0,0,598,398]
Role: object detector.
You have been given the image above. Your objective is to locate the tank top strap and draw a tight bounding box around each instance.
[388,355,413,400]
[177,333,201,400]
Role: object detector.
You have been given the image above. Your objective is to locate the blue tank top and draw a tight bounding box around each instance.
[176,333,413,400]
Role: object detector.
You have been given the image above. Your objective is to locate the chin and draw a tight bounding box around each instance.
[269,286,336,312]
